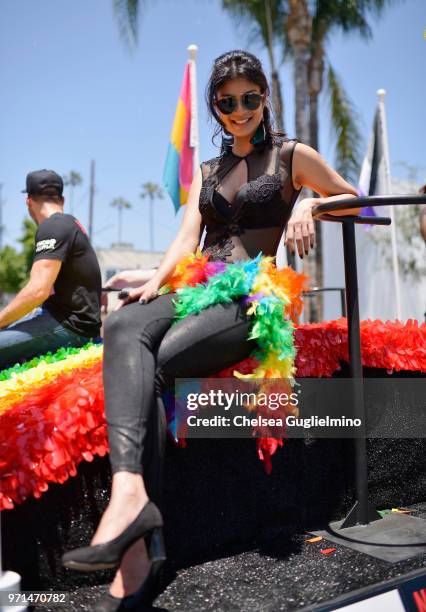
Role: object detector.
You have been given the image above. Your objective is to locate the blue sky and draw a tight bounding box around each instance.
[1,0,425,253]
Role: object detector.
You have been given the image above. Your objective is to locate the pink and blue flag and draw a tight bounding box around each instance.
[163,63,195,212]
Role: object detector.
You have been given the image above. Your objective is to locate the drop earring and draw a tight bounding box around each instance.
[221,128,234,154]
[250,121,266,147]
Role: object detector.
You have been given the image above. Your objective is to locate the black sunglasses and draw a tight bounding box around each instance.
[215,92,264,115]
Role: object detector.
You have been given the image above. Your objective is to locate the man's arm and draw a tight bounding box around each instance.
[0,259,62,329]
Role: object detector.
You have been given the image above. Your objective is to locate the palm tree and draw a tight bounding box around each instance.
[306,0,401,320]
[63,171,83,215]
[140,182,164,252]
[113,0,403,171]
[306,2,364,320]
[308,4,366,179]
[222,0,287,132]
[286,0,312,144]
[113,0,141,48]
[284,0,316,319]
[283,0,401,320]
[110,197,132,244]
[113,0,404,319]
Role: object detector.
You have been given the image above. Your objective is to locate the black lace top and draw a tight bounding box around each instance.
[199,137,301,262]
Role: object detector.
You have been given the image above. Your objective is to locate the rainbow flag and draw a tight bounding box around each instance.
[163,61,197,212]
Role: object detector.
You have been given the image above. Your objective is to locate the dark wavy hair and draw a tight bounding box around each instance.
[205,49,286,150]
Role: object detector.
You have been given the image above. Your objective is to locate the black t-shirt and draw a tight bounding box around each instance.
[33,213,101,337]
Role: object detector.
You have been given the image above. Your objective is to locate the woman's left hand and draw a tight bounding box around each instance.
[285,198,316,259]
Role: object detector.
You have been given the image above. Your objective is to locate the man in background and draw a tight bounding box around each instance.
[0,169,102,370]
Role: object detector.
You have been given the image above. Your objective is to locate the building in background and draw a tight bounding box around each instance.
[96,245,165,312]
[96,245,164,285]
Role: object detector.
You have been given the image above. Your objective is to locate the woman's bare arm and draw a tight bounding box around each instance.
[286,143,359,257]
[293,143,359,214]
[119,168,204,306]
[150,167,203,287]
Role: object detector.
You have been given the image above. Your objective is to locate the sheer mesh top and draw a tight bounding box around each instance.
[199,137,301,262]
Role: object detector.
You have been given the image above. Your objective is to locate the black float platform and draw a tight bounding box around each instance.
[1,368,425,610]
[312,512,426,562]
[27,503,426,611]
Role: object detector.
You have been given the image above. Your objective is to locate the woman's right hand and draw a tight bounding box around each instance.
[115,277,161,310]
[105,269,157,290]
[102,269,157,312]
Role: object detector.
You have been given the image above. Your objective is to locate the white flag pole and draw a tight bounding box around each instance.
[377,88,402,320]
[187,44,199,177]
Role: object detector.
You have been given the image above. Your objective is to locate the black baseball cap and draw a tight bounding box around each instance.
[22,169,64,197]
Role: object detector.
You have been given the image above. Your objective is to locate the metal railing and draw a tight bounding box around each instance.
[303,287,347,319]
[312,194,426,528]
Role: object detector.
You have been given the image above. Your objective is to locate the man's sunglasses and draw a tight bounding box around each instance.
[215,92,264,115]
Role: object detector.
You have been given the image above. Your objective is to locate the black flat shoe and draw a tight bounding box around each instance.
[62,501,163,571]
[93,528,166,611]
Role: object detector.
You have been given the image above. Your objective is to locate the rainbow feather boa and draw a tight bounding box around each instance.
[161,250,308,381]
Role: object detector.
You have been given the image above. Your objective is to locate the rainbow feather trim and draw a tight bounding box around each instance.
[162,250,308,384]
[0,315,424,508]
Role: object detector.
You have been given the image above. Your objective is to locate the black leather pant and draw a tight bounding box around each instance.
[102,293,255,504]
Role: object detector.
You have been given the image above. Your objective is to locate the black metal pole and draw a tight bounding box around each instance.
[340,288,346,318]
[341,222,381,528]
[310,196,426,530]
